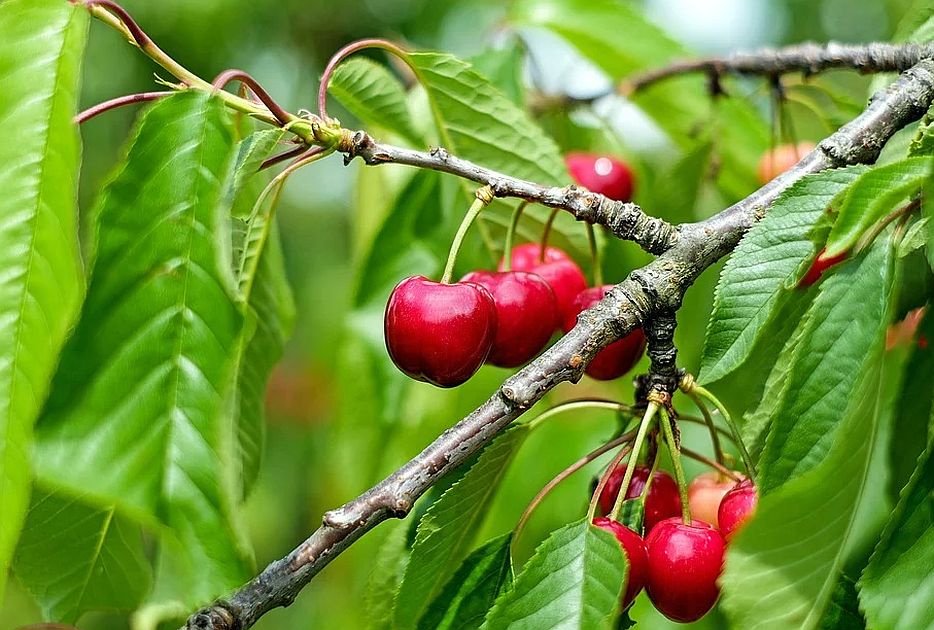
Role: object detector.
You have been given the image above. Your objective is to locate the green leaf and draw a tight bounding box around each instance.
[859,440,934,630]
[226,128,285,219]
[482,520,625,630]
[470,42,526,107]
[13,488,150,623]
[758,241,895,492]
[34,92,251,604]
[0,0,87,601]
[699,167,866,384]
[419,534,513,630]
[818,574,865,630]
[406,51,588,260]
[825,158,929,257]
[722,334,888,629]
[365,523,411,630]
[898,217,929,257]
[394,425,529,629]
[887,310,933,498]
[721,242,894,630]
[329,56,422,144]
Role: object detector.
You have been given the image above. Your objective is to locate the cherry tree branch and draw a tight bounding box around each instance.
[185,58,934,630]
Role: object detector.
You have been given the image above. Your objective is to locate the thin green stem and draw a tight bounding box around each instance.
[681,447,741,480]
[526,399,634,432]
[586,223,603,286]
[503,202,529,272]
[659,408,691,524]
[693,385,758,481]
[587,441,634,522]
[513,432,635,555]
[539,208,560,263]
[441,188,493,284]
[608,403,659,521]
[685,390,725,466]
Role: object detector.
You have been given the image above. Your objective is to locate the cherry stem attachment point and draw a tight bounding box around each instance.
[659,407,692,524]
[75,90,172,124]
[441,186,494,284]
[607,402,659,522]
[318,38,412,121]
[502,202,529,272]
[513,431,635,556]
[686,380,758,481]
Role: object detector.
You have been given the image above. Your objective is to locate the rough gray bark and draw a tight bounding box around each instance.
[185,58,934,630]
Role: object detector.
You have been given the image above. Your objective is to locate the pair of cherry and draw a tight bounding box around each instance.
[385,153,644,387]
[593,464,758,622]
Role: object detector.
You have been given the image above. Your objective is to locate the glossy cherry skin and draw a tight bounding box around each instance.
[799,247,848,287]
[593,517,648,609]
[645,517,725,623]
[565,152,635,202]
[598,465,682,533]
[460,270,557,367]
[757,141,816,184]
[384,276,497,388]
[502,243,587,325]
[718,479,759,540]
[562,286,646,380]
[687,471,745,529]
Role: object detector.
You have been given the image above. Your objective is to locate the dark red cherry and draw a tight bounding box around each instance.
[562,286,646,380]
[718,479,759,540]
[502,243,587,325]
[645,518,725,623]
[592,517,648,609]
[598,465,682,533]
[565,152,635,202]
[800,247,847,287]
[460,270,557,367]
[384,276,497,387]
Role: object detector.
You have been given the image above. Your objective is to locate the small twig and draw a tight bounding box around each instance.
[211,69,293,125]
[75,90,172,124]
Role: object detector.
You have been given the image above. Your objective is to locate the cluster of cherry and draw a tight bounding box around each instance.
[384,152,646,387]
[594,464,758,622]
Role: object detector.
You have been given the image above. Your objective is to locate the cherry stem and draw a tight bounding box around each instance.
[638,446,661,512]
[684,389,725,466]
[692,384,758,481]
[679,414,734,443]
[75,91,173,124]
[607,402,659,521]
[855,196,921,254]
[211,69,292,126]
[502,202,529,272]
[587,438,636,522]
[441,187,495,284]
[659,407,692,524]
[526,399,634,432]
[586,223,603,286]
[539,208,560,263]
[317,38,412,121]
[680,447,741,480]
[513,433,635,555]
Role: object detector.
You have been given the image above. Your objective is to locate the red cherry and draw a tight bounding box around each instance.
[592,517,648,609]
[799,247,848,287]
[598,465,682,532]
[502,243,588,325]
[562,286,646,380]
[757,141,816,184]
[565,152,635,202]
[645,518,725,623]
[384,276,497,387]
[718,479,759,540]
[460,270,557,367]
[687,471,745,529]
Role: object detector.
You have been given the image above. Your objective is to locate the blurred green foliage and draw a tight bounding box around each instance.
[1,0,924,628]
